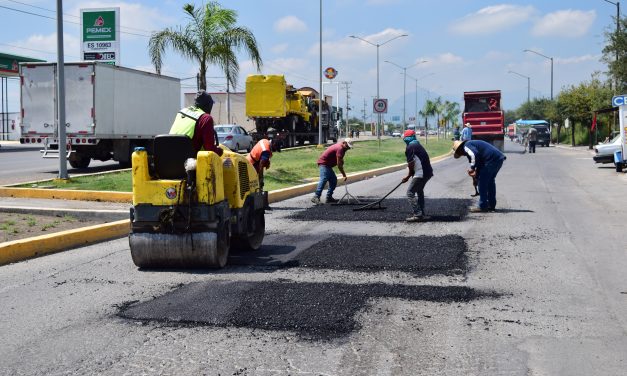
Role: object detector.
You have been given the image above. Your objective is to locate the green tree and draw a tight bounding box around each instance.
[421,99,438,132]
[602,15,627,93]
[148,2,262,91]
[442,100,461,138]
[556,76,613,147]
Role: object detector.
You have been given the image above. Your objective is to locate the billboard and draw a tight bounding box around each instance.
[81,8,120,65]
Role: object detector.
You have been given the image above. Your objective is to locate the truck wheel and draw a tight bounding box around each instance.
[69,154,90,169]
[616,163,623,172]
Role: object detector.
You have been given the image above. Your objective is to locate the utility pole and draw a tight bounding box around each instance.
[340,81,352,137]
[362,98,367,134]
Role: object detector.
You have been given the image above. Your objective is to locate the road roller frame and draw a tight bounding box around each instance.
[129,135,264,269]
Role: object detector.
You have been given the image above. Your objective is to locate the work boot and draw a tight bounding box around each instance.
[311,196,321,205]
[326,197,339,204]
[406,215,430,222]
[470,207,489,213]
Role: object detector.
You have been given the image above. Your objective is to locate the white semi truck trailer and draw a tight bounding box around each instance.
[19,62,180,168]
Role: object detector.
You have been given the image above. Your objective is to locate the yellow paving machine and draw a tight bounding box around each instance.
[128,135,265,268]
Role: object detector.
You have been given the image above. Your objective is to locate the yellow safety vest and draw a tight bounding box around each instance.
[169,106,205,138]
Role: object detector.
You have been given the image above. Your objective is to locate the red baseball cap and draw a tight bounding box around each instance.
[403,130,416,138]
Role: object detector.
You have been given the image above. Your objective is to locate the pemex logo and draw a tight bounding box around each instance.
[94,16,104,26]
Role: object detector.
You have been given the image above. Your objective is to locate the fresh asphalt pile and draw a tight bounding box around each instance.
[120,280,494,340]
[285,235,467,276]
[288,197,471,222]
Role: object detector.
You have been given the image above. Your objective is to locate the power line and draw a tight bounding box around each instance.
[0,3,151,38]
[3,0,156,34]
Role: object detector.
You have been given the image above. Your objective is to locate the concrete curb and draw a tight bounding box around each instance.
[0,220,129,266]
[0,152,451,265]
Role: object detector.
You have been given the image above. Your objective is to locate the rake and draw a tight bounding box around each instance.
[353,181,404,211]
[334,181,362,205]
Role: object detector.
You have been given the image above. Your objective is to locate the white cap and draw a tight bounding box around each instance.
[464,122,471,127]
[343,138,354,149]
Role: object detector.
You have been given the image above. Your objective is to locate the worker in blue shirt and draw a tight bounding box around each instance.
[461,122,473,141]
[452,140,506,212]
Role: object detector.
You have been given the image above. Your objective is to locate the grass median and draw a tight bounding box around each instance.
[20,137,452,192]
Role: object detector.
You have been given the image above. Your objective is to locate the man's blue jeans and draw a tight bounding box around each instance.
[314,165,337,198]
[477,159,503,209]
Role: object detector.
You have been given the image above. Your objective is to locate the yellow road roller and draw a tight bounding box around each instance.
[128,134,265,268]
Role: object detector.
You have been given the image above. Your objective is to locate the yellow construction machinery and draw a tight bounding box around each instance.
[246,74,338,147]
[128,135,265,268]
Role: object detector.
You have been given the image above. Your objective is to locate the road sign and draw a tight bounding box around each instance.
[81,8,120,65]
[373,98,388,114]
[324,67,338,80]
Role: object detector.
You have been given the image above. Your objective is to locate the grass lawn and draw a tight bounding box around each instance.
[20,137,452,192]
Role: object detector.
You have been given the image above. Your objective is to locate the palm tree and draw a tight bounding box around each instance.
[421,99,438,143]
[148,2,262,91]
[442,101,461,139]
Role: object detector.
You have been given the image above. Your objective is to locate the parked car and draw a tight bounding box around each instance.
[215,125,254,152]
[593,134,621,164]
[392,131,402,138]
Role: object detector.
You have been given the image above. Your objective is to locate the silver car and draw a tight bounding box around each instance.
[215,125,254,152]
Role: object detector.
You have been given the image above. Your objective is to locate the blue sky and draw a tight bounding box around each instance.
[1,0,620,123]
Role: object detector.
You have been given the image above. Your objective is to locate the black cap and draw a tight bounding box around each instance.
[195,90,214,113]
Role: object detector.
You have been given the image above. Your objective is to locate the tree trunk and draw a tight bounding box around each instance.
[199,62,207,91]
[571,122,575,147]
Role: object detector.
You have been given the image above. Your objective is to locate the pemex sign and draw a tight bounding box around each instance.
[81,8,120,65]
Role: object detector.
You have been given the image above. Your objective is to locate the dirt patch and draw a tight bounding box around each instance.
[0,212,111,243]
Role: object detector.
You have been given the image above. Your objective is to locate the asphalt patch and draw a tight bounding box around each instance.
[286,235,467,276]
[119,280,493,340]
[289,197,470,222]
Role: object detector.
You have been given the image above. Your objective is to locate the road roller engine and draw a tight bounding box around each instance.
[128,134,265,268]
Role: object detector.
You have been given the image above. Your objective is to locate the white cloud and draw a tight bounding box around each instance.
[274,16,307,33]
[531,10,596,37]
[449,4,536,35]
[419,53,464,70]
[6,33,81,60]
[271,43,289,54]
[306,28,409,61]
[68,1,174,36]
[556,54,601,64]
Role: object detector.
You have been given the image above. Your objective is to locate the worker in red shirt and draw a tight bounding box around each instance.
[169,91,223,156]
[311,138,353,204]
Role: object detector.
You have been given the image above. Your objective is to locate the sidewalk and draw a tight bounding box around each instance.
[0,197,128,221]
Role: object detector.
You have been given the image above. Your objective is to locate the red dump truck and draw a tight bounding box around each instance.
[462,90,505,151]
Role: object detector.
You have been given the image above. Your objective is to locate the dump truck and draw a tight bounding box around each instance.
[462,90,505,151]
[128,135,265,268]
[19,62,180,168]
[245,74,337,147]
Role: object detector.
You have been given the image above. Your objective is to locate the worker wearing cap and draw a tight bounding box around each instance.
[247,128,281,191]
[461,122,473,141]
[311,138,353,204]
[452,140,506,212]
[169,90,223,156]
[400,130,433,222]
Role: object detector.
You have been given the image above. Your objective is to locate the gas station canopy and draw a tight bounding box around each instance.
[0,52,45,77]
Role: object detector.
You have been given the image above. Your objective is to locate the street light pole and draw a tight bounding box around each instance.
[318,0,323,147]
[604,0,621,90]
[508,70,531,105]
[384,59,427,130]
[56,0,68,179]
[524,49,553,101]
[350,34,408,147]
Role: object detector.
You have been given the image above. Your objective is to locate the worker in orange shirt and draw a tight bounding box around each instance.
[247,128,281,207]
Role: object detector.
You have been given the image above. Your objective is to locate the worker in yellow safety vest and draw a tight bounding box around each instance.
[169,91,222,156]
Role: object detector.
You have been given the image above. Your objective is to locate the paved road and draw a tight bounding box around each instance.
[0,142,121,185]
[1,141,626,375]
